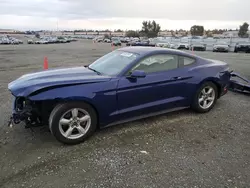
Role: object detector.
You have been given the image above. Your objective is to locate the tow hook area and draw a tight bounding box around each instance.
[8,113,43,129]
[8,117,14,128]
[8,107,42,129]
[229,72,250,94]
[8,112,24,128]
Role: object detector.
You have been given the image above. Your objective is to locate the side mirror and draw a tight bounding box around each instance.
[128,70,146,78]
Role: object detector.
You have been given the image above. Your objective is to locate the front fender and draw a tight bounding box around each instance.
[28,79,119,126]
[28,84,95,101]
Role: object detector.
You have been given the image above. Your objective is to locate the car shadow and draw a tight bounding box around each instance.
[229,89,250,96]
[6,108,193,146]
[6,102,226,147]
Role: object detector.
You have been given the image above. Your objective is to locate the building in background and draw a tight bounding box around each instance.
[0,29,24,34]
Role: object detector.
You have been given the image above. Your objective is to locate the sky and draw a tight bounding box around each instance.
[0,0,250,31]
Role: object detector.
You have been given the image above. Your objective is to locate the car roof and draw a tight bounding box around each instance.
[117,46,195,58]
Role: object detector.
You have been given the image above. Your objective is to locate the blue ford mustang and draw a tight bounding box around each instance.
[8,47,231,144]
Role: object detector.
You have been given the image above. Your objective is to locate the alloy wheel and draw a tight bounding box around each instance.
[198,86,216,109]
[58,108,91,139]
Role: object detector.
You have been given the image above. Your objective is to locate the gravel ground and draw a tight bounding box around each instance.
[0,40,249,188]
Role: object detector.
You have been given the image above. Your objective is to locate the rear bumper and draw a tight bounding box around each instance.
[192,47,206,51]
[213,48,229,52]
[177,46,189,50]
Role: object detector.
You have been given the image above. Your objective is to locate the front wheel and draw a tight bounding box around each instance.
[49,102,97,145]
[191,82,218,113]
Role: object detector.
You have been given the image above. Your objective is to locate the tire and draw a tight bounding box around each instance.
[49,101,97,145]
[191,82,218,113]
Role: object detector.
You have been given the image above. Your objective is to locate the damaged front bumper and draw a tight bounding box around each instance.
[229,72,250,94]
[8,97,42,128]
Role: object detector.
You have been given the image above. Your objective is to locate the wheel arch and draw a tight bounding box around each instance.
[198,77,222,97]
[27,97,100,127]
[48,98,100,127]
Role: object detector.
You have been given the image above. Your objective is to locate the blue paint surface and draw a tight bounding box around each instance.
[8,47,231,127]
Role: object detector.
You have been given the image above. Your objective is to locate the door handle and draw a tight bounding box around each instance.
[171,76,182,80]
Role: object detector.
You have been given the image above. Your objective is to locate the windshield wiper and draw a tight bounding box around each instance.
[88,67,102,75]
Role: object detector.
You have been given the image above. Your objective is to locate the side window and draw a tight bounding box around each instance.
[131,54,178,73]
[178,56,195,67]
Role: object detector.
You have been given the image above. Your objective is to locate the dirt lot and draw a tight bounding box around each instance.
[0,40,249,188]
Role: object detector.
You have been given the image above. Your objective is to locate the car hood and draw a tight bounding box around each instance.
[8,66,112,97]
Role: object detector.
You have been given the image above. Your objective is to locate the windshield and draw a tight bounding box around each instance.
[88,50,138,76]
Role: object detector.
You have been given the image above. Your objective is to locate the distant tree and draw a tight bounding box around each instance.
[35,33,40,38]
[125,30,140,37]
[238,22,249,38]
[140,20,161,38]
[100,29,110,32]
[190,25,204,36]
[95,30,99,35]
[212,29,221,34]
[115,29,123,32]
[206,30,213,37]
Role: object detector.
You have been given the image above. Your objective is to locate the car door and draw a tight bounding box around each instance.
[116,53,193,120]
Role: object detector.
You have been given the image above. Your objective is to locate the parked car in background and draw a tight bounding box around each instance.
[8,47,231,145]
[156,42,170,48]
[169,43,176,49]
[213,42,229,52]
[34,39,49,44]
[190,43,206,51]
[103,38,111,43]
[177,43,190,50]
[234,42,250,53]
[1,37,11,44]
[111,39,122,46]
[120,37,130,43]
[10,39,20,45]
[126,40,136,46]
[27,40,34,44]
[0,36,23,45]
[93,37,103,43]
[127,40,156,47]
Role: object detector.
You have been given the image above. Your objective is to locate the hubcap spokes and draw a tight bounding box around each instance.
[198,86,215,109]
[59,108,91,139]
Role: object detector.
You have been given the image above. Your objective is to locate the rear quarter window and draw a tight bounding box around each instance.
[178,56,196,67]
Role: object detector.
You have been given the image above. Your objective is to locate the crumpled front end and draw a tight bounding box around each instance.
[8,96,42,128]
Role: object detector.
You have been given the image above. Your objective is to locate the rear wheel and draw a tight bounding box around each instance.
[49,102,97,145]
[191,82,218,113]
